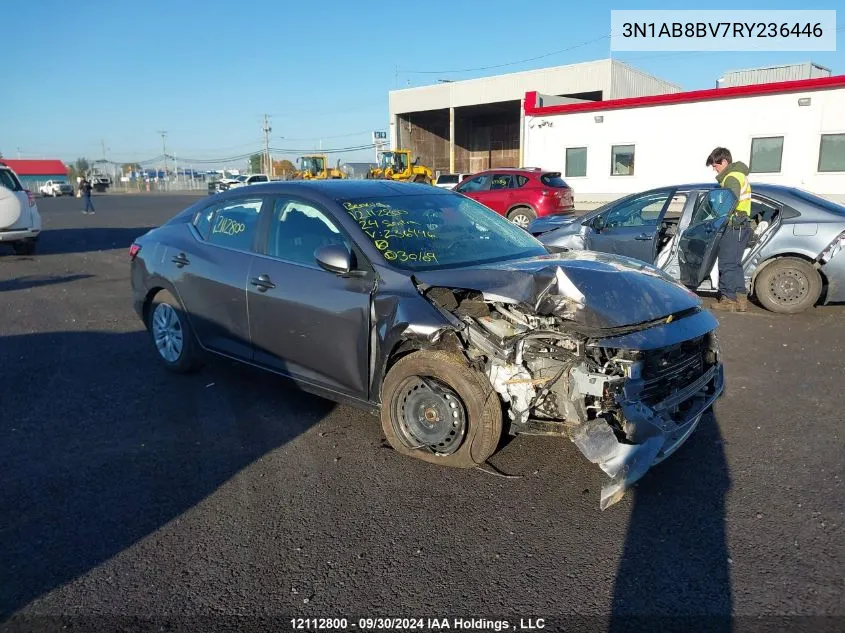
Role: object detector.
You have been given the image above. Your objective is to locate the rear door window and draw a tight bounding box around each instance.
[489,174,514,190]
[0,169,23,191]
[193,196,266,251]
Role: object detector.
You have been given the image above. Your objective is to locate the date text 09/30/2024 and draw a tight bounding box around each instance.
[290,617,547,631]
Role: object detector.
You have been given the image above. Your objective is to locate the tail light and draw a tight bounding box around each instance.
[24,190,35,207]
[129,243,141,260]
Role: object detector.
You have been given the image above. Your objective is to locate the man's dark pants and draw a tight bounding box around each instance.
[717,223,751,300]
[82,193,95,213]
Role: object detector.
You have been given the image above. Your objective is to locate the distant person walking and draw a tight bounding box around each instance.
[705,147,751,312]
[79,177,95,215]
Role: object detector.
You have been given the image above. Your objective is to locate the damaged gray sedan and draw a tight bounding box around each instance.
[130,180,724,509]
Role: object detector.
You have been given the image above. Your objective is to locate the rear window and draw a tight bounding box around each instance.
[0,168,23,191]
[786,188,845,216]
[437,175,459,184]
[540,172,568,188]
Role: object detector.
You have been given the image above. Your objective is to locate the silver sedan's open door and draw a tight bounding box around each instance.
[678,189,737,288]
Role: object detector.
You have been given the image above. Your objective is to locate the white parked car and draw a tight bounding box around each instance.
[0,163,42,255]
[227,173,270,189]
[39,179,74,197]
[434,173,470,189]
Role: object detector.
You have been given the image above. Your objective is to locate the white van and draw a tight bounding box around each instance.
[0,163,42,255]
[434,173,470,190]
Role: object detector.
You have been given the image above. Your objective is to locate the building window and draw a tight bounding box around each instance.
[565,147,587,178]
[818,134,845,172]
[749,136,784,173]
[611,145,635,176]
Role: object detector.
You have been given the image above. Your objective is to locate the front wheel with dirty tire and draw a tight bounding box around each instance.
[754,257,822,314]
[507,207,536,229]
[381,350,502,468]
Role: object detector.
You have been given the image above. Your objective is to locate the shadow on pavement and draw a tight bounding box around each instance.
[0,274,95,293]
[608,411,732,633]
[0,329,335,621]
[2,227,155,257]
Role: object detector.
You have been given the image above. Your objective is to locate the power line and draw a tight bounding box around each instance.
[400,34,611,75]
[279,130,373,141]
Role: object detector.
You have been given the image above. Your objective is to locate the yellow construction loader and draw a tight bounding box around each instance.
[292,154,346,180]
[366,149,433,184]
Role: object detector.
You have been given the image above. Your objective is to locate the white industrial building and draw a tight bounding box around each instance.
[522,73,845,206]
[388,59,681,175]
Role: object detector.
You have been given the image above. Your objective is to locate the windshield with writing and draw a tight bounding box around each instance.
[339,194,547,271]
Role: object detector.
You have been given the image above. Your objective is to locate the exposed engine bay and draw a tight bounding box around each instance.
[420,283,723,510]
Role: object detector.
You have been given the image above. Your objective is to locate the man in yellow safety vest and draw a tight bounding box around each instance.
[706,147,752,312]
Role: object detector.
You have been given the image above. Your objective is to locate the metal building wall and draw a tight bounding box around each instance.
[454,114,520,173]
[610,62,682,98]
[717,63,832,88]
[397,112,450,173]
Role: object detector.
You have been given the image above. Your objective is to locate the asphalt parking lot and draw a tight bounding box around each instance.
[1,193,843,632]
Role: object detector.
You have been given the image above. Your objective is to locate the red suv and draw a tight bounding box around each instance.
[453,168,574,228]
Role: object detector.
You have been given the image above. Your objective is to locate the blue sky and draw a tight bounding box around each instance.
[1,0,842,168]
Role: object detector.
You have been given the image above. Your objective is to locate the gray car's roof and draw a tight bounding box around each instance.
[669,182,821,197]
[246,179,451,200]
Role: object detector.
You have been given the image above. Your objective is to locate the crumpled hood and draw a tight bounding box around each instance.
[413,251,701,330]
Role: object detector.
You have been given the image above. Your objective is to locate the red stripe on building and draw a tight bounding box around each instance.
[524,74,845,116]
[0,159,69,176]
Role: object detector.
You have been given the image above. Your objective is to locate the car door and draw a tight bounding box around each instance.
[677,188,735,287]
[246,196,375,400]
[171,194,270,359]
[454,174,492,207]
[483,173,515,214]
[585,189,674,263]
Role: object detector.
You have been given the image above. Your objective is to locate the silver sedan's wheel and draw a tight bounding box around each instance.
[754,257,822,314]
[152,303,184,363]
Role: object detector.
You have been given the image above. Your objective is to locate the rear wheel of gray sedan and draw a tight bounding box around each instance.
[381,350,503,468]
[754,257,822,314]
[148,290,201,373]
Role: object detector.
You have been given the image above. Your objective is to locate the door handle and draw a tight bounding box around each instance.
[171,253,189,267]
[250,274,276,292]
[634,233,653,241]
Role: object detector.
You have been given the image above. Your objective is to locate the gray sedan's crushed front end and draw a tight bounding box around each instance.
[413,252,725,509]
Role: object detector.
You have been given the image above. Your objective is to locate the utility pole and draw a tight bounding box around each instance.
[262,114,272,176]
[158,130,168,190]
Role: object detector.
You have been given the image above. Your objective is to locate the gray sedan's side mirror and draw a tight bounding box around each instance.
[315,244,352,275]
[591,215,606,232]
